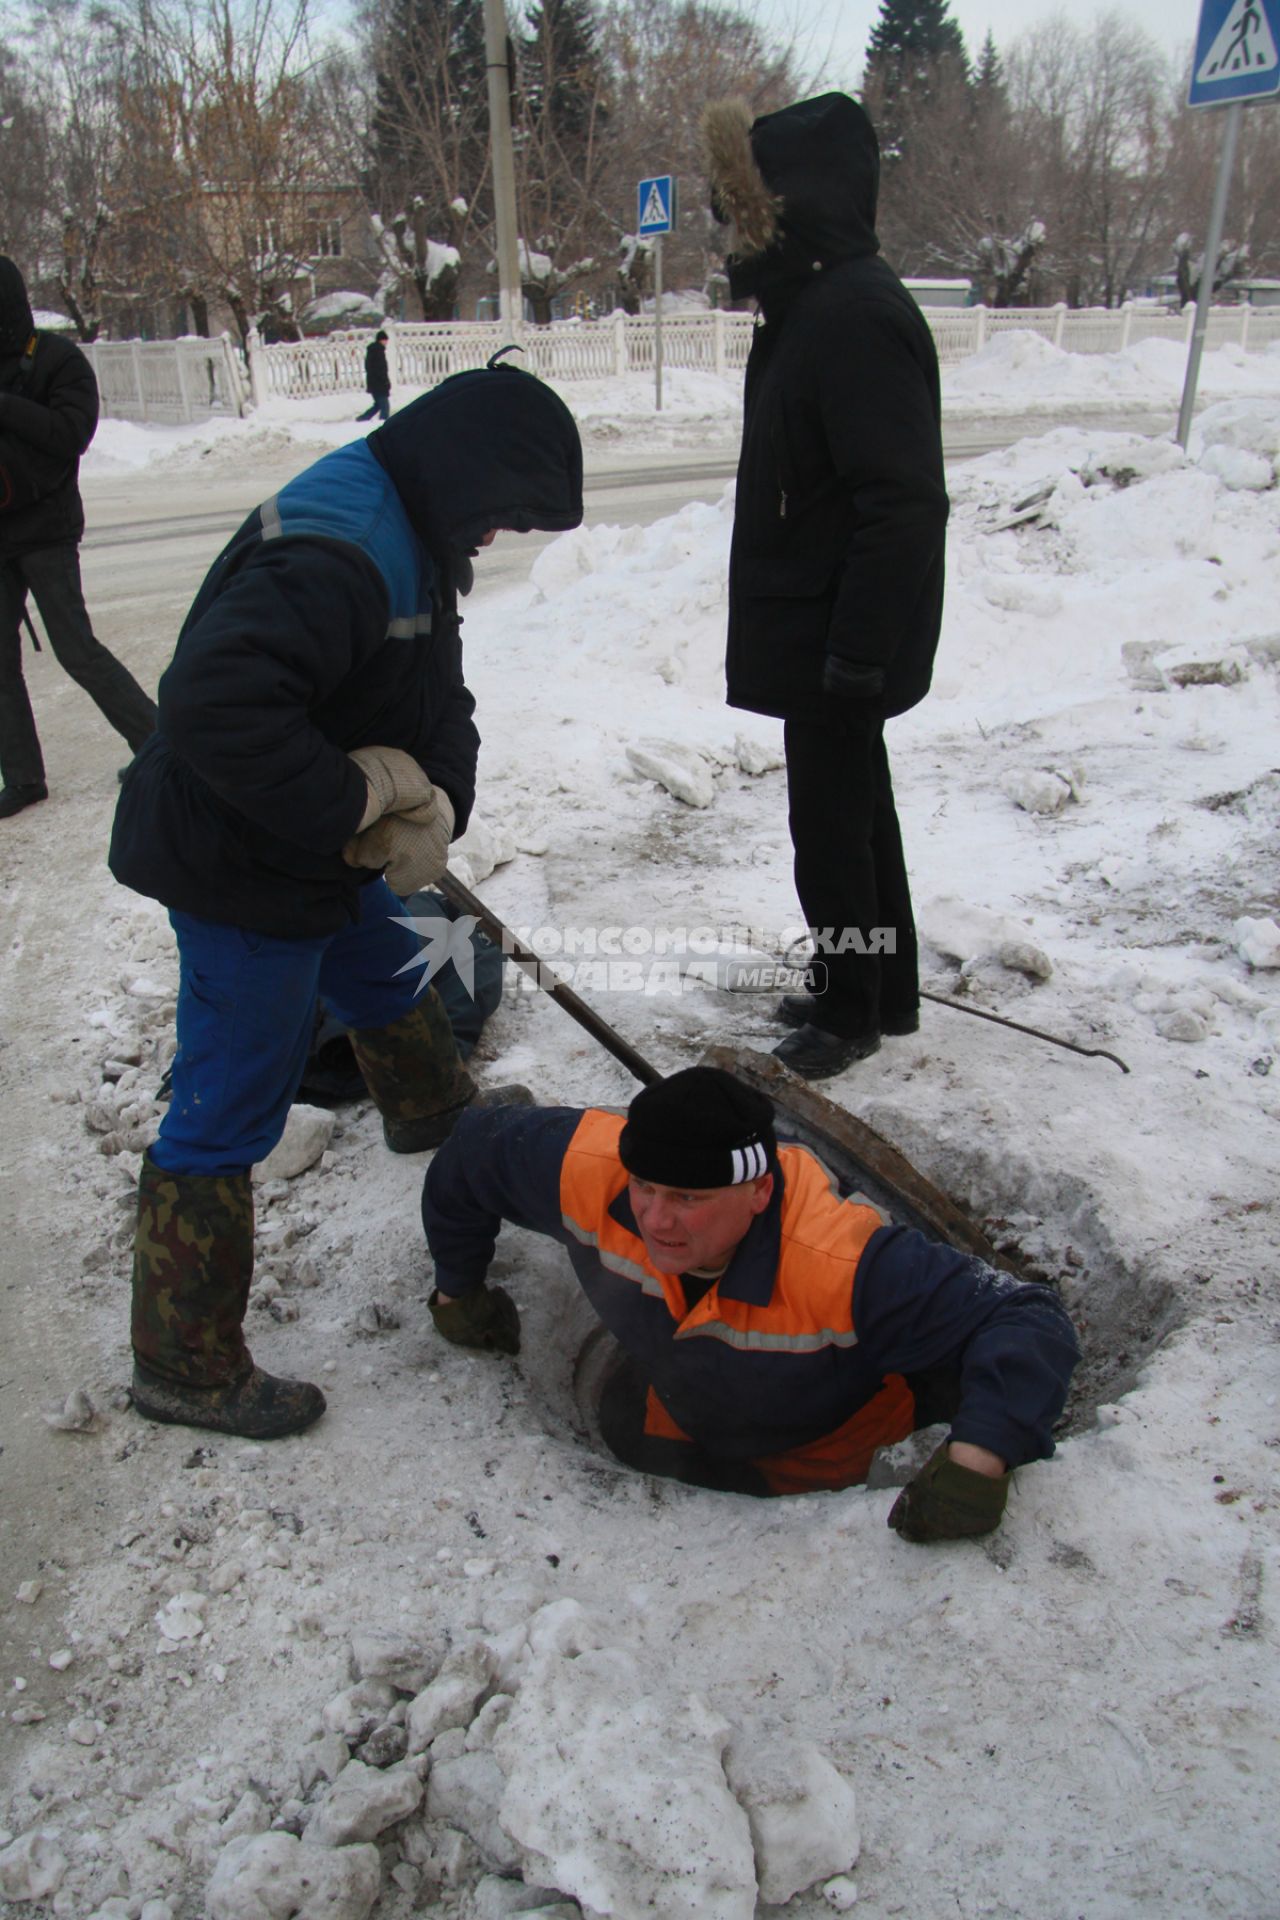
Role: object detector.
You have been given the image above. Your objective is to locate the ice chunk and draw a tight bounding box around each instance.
[253,1105,334,1182]
[724,1729,859,1905]
[1232,917,1280,970]
[496,1646,756,1920]
[626,742,716,809]
[206,1832,380,1920]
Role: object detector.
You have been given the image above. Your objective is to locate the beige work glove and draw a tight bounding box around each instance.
[347,745,437,832]
[343,747,456,894]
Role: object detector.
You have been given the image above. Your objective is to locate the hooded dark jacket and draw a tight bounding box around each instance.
[709,94,948,720]
[0,257,99,556]
[109,364,583,937]
[365,336,390,399]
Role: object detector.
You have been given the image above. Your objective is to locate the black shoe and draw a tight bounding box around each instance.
[0,782,48,820]
[382,1082,535,1153]
[131,1362,326,1439]
[772,1023,881,1080]
[777,994,920,1038]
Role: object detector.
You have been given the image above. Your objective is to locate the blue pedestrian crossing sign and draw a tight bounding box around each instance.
[637,175,674,236]
[1188,0,1280,106]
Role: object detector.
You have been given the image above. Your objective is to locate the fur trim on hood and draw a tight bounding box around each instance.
[704,93,881,280]
[702,98,782,258]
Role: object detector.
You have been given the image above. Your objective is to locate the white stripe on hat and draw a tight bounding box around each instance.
[729,1140,767,1184]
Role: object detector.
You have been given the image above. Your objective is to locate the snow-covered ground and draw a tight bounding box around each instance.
[2,335,1279,1920]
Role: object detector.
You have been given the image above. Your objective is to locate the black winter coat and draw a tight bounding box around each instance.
[0,333,99,556]
[364,338,390,398]
[722,94,949,721]
[110,364,583,938]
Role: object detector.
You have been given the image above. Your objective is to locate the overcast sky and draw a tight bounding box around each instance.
[766,1,1202,91]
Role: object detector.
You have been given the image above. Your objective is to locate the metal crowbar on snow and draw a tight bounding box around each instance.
[919,990,1130,1073]
[439,872,1130,1080]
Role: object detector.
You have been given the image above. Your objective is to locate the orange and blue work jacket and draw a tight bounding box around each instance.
[423,1106,1079,1493]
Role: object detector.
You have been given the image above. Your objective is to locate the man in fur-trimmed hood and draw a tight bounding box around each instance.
[704,94,949,1079]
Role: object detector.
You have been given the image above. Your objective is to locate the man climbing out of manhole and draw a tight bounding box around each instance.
[421,1067,1080,1540]
[108,357,583,1441]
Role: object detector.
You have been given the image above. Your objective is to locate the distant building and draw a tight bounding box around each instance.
[905,279,972,309]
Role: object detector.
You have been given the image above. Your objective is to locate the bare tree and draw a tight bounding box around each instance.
[510,0,613,321]
[0,45,51,271]
[1002,12,1173,307]
[1062,13,1171,305]
[7,0,138,338]
[362,0,493,318]
[1163,75,1280,302]
[601,0,800,307]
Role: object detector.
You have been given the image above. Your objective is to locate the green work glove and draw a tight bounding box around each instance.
[429,1285,521,1356]
[887,1442,1010,1544]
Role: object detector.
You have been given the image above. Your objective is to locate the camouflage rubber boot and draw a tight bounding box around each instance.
[130,1153,325,1440]
[348,993,532,1152]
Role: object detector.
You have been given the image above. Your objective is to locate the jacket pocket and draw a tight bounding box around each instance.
[737,549,841,601]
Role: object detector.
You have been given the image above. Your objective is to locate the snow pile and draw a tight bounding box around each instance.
[101,1597,858,1918]
[303,292,385,330]
[947,328,1280,411]
[529,494,733,705]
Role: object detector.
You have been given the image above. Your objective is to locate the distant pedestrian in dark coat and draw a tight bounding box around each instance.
[0,257,157,819]
[356,329,391,423]
[704,95,949,1079]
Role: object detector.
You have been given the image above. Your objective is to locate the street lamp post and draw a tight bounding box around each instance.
[483,0,522,333]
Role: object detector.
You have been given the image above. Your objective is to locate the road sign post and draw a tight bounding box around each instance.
[637,174,674,413]
[1178,0,1280,445]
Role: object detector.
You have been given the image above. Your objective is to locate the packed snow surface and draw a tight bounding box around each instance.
[2,337,1278,1920]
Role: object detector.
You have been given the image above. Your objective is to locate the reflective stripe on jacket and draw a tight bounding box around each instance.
[559,1110,915,1491]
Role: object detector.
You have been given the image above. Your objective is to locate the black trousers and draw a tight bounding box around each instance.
[597,1357,770,1496]
[0,544,158,787]
[783,704,919,1038]
[596,1354,961,1499]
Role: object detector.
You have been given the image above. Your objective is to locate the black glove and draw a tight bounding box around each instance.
[822,656,885,700]
[429,1285,521,1355]
[887,1442,1010,1543]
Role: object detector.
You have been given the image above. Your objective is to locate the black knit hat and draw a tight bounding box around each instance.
[0,258,34,355]
[619,1067,776,1190]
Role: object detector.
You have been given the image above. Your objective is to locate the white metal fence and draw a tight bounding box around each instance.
[86,334,250,423]
[86,303,1280,422]
[248,303,1280,404]
[243,309,754,403]
[925,301,1280,362]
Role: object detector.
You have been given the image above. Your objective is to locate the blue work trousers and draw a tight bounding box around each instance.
[153,879,425,1177]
